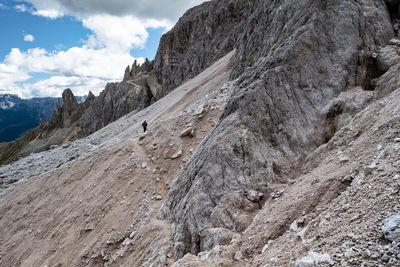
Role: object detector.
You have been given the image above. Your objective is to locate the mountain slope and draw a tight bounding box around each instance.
[159,0,393,258]
[0,50,235,266]
[1,0,400,266]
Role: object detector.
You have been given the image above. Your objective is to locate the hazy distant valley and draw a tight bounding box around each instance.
[0,94,85,143]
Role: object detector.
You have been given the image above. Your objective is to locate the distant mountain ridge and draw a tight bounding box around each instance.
[0,93,85,143]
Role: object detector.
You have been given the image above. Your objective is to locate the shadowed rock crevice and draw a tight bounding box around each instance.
[386,0,400,19]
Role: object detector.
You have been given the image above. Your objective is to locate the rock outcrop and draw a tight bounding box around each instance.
[78,69,157,137]
[0,89,94,165]
[159,0,393,259]
[154,0,249,95]
[46,89,88,129]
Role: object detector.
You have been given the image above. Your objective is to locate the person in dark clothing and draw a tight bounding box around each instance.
[142,120,148,133]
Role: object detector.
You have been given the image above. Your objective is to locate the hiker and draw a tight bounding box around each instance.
[142,120,148,133]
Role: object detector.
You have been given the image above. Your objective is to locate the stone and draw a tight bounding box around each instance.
[339,155,350,163]
[382,214,400,241]
[381,253,390,263]
[233,251,242,261]
[364,162,377,176]
[389,38,400,46]
[200,228,240,251]
[171,150,183,159]
[377,45,400,73]
[245,189,264,202]
[294,251,334,267]
[155,195,163,201]
[180,127,195,138]
[261,242,271,254]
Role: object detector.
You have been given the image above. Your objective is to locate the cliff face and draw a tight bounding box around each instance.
[159,0,393,258]
[153,0,250,95]
[78,67,157,137]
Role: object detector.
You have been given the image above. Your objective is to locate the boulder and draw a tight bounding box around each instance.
[377,45,400,73]
[200,228,239,251]
[180,127,195,138]
[294,251,334,267]
[382,214,400,241]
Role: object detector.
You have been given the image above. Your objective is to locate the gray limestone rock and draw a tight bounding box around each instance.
[153,0,249,95]
[78,77,155,137]
[382,214,400,241]
[200,228,239,251]
[180,127,195,138]
[375,63,400,99]
[377,45,400,72]
[159,0,393,258]
[245,189,264,203]
[294,251,334,267]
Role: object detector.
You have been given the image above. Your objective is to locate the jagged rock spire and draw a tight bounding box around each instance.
[124,65,131,81]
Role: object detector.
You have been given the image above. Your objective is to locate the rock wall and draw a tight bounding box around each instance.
[153,0,250,95]
[47,89,93,129]
[78,70,157,137]
[159,0,393,259]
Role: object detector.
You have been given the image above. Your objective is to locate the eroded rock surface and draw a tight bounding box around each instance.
[160,0,393,259]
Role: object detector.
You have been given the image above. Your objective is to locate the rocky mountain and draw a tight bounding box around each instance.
[78,0,250,137]
[0,94,87,144]
[160,0,393,258]
[0,90,93,165]
[0,94,62,143]
[1,0,400,266]
[0,0,252,163]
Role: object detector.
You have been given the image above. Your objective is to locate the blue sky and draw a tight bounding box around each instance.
[0,0,205,98]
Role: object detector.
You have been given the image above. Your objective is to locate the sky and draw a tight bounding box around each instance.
[0,0,206,98]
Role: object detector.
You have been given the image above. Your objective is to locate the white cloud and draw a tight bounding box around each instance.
[15,4,29,12]
[0,46,145,98]
[82,15,173,51]
[23,33,34,42]
[23,76,110,97]
[22,0,207,22]
[0,0,207,98]
[32,8,63,19]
